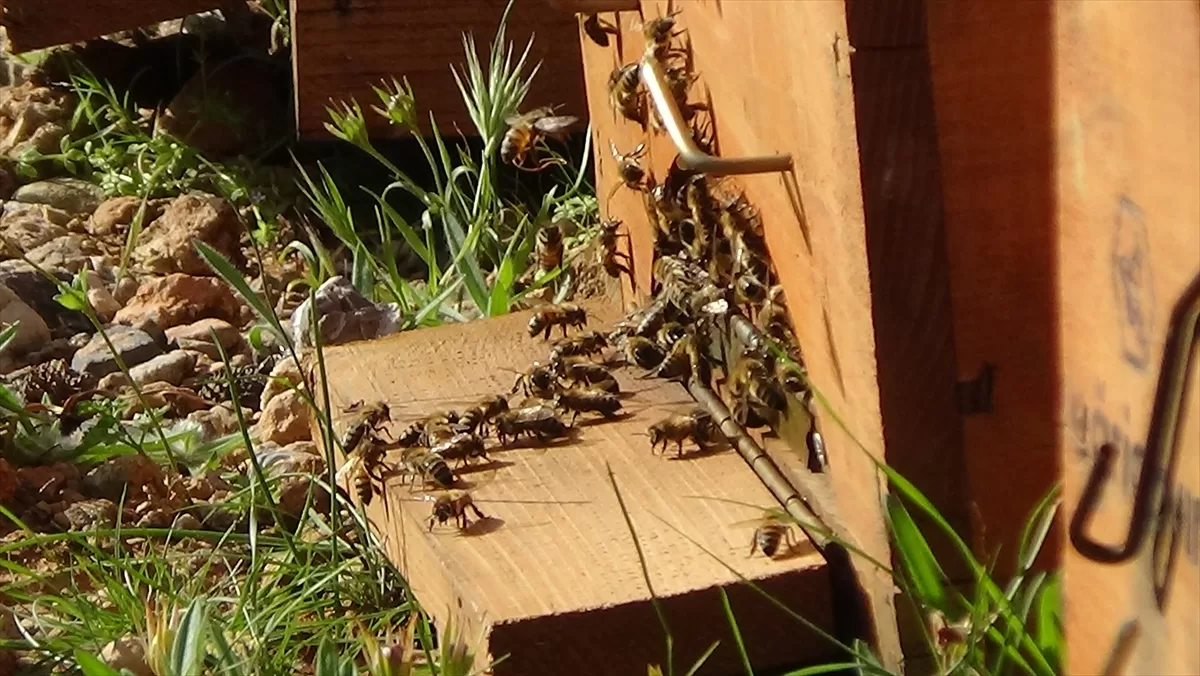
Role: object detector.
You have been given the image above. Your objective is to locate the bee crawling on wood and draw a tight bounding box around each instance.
[549,330,610,363]
[648,408,716,457]
[397,410,460,448]
[336,434,393,506]
[597,218,632,279]
[641,8,684,55]
[725,348,787,430]
[339,400,392,452]
[608,62,645,126]
[454,394,510,437]
[749,515,802,559]
[557,357,619,394]
[428,491,489,532]
[400,448,457,490]
[500,106,578,171]
[494,403,571,446]
[528,303,588,340]
[619,335,667,370]
[611,141,648,191]
[512,362,558,399]
[431,432,490,468]
[552,385,623,424]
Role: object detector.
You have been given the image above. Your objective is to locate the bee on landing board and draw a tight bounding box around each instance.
[512,362,558,399]
[548,331,610,365]
[400,448,457,491]
[500,107,578,171]
[597,218,632,279]
[528,303,589,340]
[397,410,460,448]
[607,63,645,126]
[493,403,570,446]
[454,394,510,437]
[339,400,392,452]
[336,434,392,506]
[647,408,717,457]
[552,385,623,425]
[750,519,801,559]
[430,432,489,469]
[427,491,489,532]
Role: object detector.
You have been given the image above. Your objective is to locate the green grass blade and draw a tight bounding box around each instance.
[74,650,123,676]
[885,494,951,615]
[369,189,433,264]
[195,241,284,339]
[171,598,209,676]
[1034,574,1063,670]
[683,641,721,676]
[782,664,864,676]
[0,321,20,353]
[719,588,754,676]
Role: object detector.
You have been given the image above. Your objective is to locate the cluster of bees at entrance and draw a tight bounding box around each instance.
[336,11,820,559]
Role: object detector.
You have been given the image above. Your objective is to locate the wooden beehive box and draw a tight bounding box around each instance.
[290,0,589,139]
[315,305,843,675]
[925,1,1199,673]
[0,0,223,52]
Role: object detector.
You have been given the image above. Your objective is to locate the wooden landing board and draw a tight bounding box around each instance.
[290,0,588,140]
[575,1,902,666]
[316,305,839,675]
[1,0,222,52]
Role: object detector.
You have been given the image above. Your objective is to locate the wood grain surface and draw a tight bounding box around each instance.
[2,0,222,52]
[315,304,838,675]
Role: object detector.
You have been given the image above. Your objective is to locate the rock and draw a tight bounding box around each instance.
[25,234,103,274]
[0,458,16,505]
[123,382,211,417]
[186,404,242,441]
[290,275,402,348]
[82,455,165,502]
[88,196,166,237]
[0,266,91,339]
[71,324,163,378]
[181,348,215,372]
[135,508,172,528]
[0,281,51,356]
[53,498,118,530]
[174,513,203,531]
[254,389,310,445]
[157,58,287,157]
[16,462,78,502]
[259,355,302,409]
[127,351,195,386]
[100,636,152,676]
[0,82,72,161]
[112,276,140,305]
[113,273,245,330]
[11,178,104,215]
[6,358,96,404]
[257,441,326,478]
[2,201,73,227]
[98,372,128,390]
[86,284,121,322]
[282,440,321,457]
[278,476,329,520]
[175,337,222,360]
[133,193,243,275]
[0,205,66,250]
[165,317,242,353]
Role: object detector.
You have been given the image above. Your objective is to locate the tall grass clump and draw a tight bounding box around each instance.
[296,0,596,328]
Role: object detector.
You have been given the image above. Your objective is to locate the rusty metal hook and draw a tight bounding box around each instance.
[639,53,794,176]
[1069,271,1200,590]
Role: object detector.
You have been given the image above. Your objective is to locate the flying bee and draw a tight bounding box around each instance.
[750,516,801,559]
[553,386,623,424]
[608,63,645,126]
[494,403,570,446]
[535,222,565,276]
[336,433,392,506]
[455,394,510,436]
[597,218,632,279]
[622,335,667,370]
[401,448,457,490]
[512,362,558,399]
[339,400,392,451]
[528,303,588,339]
[648,408,716,457]
[428,491,489,532]
[501,106,578,171]
[431,432,489,468]
[549,331,609,363]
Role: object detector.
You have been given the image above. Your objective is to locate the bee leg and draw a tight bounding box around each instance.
[469,503,488,521]
[748,532,760,558]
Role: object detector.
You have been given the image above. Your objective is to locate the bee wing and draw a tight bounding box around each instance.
[532,115,579,135]
[336,453,365,482]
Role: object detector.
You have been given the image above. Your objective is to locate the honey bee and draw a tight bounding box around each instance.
[611,142,648,191]
[735,272,768,308]
[501,106,578,171]
[608,63,645,125]
[535,222,565,276]
[512,362,558,399]
[401,448,457,490]
[558,358,615,388]
[597,218,632,279]
[621,335,667,370]
[430,432,490,468]
[494,403,570,445]
[654,321,688,350]
[774,359,810,400]
[549,331,610,362]
[339,400,392,451]
[641,9,684,60]
[428,491,489,532]
[648,408,716,457]
[757,285,794,343]
[750,517,801,559]
[806,427,828,473]
[398,411,460,448]
[455,394,510,436]
[651,333,709,385]
[553,386,623,424]
[528,303,588,339]
[726,350,787,429]
[336,433,392,505]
